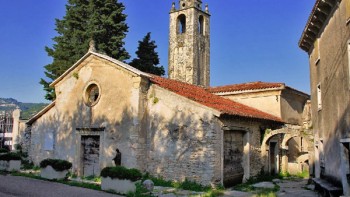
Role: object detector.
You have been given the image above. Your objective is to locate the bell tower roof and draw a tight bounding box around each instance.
[171,0,209,12]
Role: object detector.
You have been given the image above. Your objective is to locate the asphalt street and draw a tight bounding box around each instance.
[0,175,122,197]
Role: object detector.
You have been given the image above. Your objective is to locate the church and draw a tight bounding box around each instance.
[26,0,311,187]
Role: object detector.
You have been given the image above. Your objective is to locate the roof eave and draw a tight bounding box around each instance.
[26,101,56,125]
[50,51,151,87]
[299,0,339,53]
[220,113,284,124]
[212,86,284,95]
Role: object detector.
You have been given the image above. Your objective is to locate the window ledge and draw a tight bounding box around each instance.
[315,58,320,65]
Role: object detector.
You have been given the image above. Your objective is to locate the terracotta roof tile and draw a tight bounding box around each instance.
[150,76,283,123]
[208,81,285,93]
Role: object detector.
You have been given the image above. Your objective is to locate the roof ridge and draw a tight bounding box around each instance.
[150,76,283,123]
[208,81,285,93]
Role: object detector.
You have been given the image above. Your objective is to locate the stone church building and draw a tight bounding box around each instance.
[26,0,311,187]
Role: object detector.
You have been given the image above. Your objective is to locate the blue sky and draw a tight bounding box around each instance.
[0,1,314,103]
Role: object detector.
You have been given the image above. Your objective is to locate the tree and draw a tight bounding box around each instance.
[129,32,165,76]
[41,0,130,101]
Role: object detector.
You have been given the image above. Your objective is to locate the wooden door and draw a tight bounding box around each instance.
[224,130,244,187]
[81,136,100,177]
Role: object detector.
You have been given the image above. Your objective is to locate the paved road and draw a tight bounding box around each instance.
[0,175,122,197]
[277,179,318,197]
[224,178,319,197]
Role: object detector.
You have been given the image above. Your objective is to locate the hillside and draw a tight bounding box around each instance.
[0,98,48,120]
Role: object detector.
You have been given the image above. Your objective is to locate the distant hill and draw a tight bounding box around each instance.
[0,98,48,120]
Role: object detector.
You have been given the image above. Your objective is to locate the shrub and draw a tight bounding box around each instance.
[21,160,35,170]
[0,152,21,161]
[40,159,72,171]
[0,148,9,153]
[100,166,142,182]
[179,178,210,192]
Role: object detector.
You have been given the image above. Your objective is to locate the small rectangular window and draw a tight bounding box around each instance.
[314,39,320,65]
[44,131,54,151]
[317,83,322,110]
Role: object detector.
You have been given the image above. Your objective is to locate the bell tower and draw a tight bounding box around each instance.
[168,0,210,87]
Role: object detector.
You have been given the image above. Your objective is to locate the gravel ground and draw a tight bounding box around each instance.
[0,174,122,197]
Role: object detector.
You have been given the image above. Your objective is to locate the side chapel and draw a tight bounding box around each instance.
[26,0,311,187]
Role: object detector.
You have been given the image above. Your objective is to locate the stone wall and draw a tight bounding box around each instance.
[145,85,222,186]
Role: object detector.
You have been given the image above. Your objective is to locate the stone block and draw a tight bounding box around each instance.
[101,177,136,194]
[0,160,21,171]
[40,166,68,180]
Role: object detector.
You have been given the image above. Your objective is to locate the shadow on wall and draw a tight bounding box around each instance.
[144,103,221,185]
[26,100,139,174]
[26,98,225,185]
[317,102,350,193]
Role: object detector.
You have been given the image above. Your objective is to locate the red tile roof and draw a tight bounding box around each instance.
[208,81,285,93]
[150,76,283,123]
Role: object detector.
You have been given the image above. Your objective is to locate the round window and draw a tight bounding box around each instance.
[85,83,100,106]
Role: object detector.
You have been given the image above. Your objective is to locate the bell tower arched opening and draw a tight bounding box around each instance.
[177,14,186,34]
[198,15,204,35]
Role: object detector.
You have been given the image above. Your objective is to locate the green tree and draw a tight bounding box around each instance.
[41,0,130,101]
[129,32,165,76]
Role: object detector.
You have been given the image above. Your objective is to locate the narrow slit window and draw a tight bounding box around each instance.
[198,15,204,35]
[317,83,322,110]
[314,38,320,65]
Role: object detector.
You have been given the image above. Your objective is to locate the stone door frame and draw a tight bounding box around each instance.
[75,127,105,177]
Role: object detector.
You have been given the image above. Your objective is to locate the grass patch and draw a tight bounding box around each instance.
[233,172,282,195]
[11,171,45,180]
[142,173,210,192]
[257,190,277,197]
[203,189,225,197]
[82,175,101,182]
[295,170,309,179]
[126,182,152,197]
[143,174,173,187]
[56,179,101,190]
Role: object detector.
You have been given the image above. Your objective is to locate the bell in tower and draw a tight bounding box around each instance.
[168,0,210,87]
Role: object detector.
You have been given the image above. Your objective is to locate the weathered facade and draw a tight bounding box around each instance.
[27,51,283,186]
[299,0,350,195]
[209,82,310,125]
[209,82,313,176]
[25,0,314,188]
